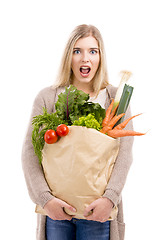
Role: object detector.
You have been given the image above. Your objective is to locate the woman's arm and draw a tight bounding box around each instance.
[22,86,78,219]
[21,87,56,208]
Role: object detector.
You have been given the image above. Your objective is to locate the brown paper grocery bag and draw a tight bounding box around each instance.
[36,126,120,220]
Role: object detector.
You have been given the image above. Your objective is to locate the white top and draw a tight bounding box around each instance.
[89,88,106,109]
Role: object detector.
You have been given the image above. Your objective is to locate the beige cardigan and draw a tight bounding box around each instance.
[22,84,133,240]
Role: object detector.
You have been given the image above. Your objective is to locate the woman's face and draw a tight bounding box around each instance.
[71,36,100,88]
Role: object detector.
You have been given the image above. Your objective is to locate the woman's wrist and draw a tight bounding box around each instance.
[39,191,54,208]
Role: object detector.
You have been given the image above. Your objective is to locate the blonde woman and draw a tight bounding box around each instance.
[22,24,133,240]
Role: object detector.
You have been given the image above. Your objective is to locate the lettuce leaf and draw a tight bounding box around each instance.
[72,114,101,130]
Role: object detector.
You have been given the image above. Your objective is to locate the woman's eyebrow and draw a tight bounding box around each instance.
[73,47,99,50]
[90,47,99,50]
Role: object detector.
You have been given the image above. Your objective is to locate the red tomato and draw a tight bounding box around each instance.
[56,124,69,137]
[44,129,58,144]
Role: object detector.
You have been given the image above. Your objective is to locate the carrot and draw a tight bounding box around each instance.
[100,113,125,134]
[109,103,119,121]
[102,99,114,127]
[114,113,142,130]
[107,129,145,138]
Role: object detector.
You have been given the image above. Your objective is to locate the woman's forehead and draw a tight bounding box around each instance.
[74,36,99,48]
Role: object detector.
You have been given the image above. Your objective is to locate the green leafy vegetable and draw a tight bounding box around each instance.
[55,85,89,124]
[32,108,65,163]
[72,114,101,130]
[55,85,105,124]
[76,102,105,125]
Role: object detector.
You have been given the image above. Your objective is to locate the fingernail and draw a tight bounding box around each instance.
[72,208,76,212]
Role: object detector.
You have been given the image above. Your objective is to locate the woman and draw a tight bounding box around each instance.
[22,24,133,240]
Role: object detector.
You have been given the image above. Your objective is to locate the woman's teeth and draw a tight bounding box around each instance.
[80,67,91,74]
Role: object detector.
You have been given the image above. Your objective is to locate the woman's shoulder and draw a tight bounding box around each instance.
[36,85,64,100]
[36,85,56,97]
[105,84,118,98]
[33,85,65,113]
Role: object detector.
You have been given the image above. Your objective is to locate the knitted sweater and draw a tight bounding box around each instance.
[22,84,133,240]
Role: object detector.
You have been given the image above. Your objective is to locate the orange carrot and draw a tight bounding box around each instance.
[107,129,145,138]
[100,113,125,134]
[109,103,119,121]
[102,99,114,127]
[114,113,142,130]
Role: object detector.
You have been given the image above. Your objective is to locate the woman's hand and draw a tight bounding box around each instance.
[43,197,76,221]
[83,197,113,222]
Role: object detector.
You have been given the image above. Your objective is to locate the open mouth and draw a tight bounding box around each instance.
[80,66,91,75]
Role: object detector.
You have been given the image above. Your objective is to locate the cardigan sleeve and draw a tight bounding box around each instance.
[21,87,56,208]
[102,85,134,206]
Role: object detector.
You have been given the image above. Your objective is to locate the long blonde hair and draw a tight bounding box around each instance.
[53,24,109,95]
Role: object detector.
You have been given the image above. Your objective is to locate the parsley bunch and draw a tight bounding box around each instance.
[32,108,66,163]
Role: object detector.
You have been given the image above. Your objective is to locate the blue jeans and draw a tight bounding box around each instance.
[46,216,110,240]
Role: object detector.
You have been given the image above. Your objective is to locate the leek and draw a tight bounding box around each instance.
[113,71,132,110]
[115,83,134,125]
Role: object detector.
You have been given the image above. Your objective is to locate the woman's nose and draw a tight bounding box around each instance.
[82,52,89,63]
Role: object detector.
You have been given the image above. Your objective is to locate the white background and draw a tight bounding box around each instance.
[0,0,159,239]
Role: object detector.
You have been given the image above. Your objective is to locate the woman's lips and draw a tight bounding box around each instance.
[80,66,91,77]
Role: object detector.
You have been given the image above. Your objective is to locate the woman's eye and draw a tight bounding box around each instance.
[73,50,80,54]
[90,50,97,54]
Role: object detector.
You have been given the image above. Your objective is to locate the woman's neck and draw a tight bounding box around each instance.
[72,80,95,97]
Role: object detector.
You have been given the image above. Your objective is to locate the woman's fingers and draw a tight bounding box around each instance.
[44,197,76,220]
[83,201,96,217]
[83,198,113,222]
[60,199,77,213]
